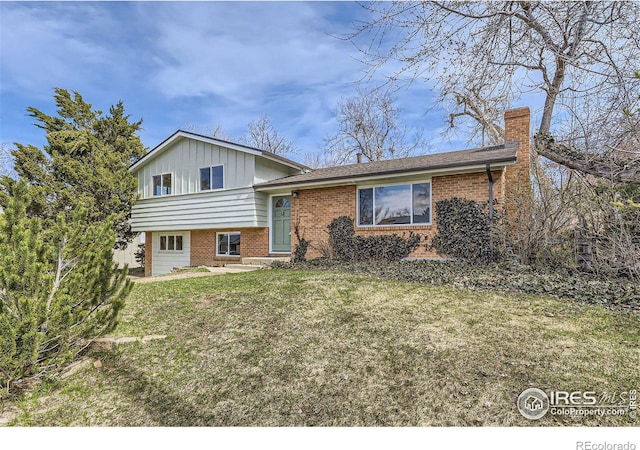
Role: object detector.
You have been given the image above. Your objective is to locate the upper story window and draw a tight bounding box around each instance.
[200,165,224,191]
[153,173,172,196]
[358,182,431,226]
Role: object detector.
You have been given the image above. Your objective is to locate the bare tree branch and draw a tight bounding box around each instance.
[323,86,427,165]
[535,133,640,184]
[243,115,298,155]
[0,143,16,179]
[350,1,640,177]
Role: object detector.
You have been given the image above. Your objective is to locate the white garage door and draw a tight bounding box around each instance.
[152,231,191,276]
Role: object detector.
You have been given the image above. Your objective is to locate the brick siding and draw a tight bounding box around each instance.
[190,227,269,266]
[144,232,152,277]
[291,185,356,259]
[291,108,529,259]
[291,170,506,259]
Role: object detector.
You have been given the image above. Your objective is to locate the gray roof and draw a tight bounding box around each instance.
[255,142,519,189]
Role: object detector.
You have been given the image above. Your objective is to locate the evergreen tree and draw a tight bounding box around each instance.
[0,184,47,391]
[1,88,146,248]
[0,182,131,393]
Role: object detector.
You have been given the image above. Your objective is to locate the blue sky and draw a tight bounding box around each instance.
[0,1,466,165]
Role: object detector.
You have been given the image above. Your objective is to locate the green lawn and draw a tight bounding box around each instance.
[4,269,639,426]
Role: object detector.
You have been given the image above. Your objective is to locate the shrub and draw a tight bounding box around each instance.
[431,198,496,262]
[0,183,131,394]
[354,234,422,261]
[134,242,145,266]
[311,240,334,259]
[327,216,421,262]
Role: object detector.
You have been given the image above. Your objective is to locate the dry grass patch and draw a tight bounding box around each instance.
[4,270,638,426]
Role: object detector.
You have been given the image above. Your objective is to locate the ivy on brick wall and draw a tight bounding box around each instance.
[328,216,357,261]
[431,198,496,262]
[293,221,309,263]
[328,216,421,262]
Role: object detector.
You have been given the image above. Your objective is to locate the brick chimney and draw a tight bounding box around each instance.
[503,107,532,225]
[504,107,531,186]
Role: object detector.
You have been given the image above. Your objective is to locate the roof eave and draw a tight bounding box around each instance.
[255,157,516,191]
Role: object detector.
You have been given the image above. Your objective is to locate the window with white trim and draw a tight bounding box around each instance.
[159,234,183,251]
[358,182,431,226]
[217,232,240,256]
[153,173,172,196]
[200,165,224,190]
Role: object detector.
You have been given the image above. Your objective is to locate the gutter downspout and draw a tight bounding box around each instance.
[486,164,494,262]
[486,165,494,221]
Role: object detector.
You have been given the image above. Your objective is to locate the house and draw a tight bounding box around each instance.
[524,395,544,412]
[129,132,308,276]
[131,107,530,276]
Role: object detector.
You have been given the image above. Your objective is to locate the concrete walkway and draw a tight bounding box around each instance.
[131,265,263,284]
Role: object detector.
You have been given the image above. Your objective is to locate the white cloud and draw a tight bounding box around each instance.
[143,3,363,103]
[128,2,374,155]
[0,2,446,158]
[0,3,120,96]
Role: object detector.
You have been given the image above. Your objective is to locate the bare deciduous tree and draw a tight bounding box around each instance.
[182,123,231,141]
[184,117,297,155]
[323,87,426,165]
[302,152,325,169]
[352,1,640,181]
[243,115,297,155]
[0,143,16,179]
[210,124,231,141]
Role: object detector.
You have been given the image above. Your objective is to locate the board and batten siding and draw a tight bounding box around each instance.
[132,135,300,234]
[254,157,300,184]
[131,187,269,232]
[136,138,256,198]
[151,231,190,276]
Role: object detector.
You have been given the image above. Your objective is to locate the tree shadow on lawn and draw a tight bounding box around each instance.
[108,361,216,426]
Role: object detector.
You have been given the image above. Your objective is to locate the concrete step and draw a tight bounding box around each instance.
[241,257,290,266]
[224,264,265,271]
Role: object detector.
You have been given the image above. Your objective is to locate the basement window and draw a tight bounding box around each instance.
[217,232,240,256]
[159,234,183,251]
[357,182,431,226]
